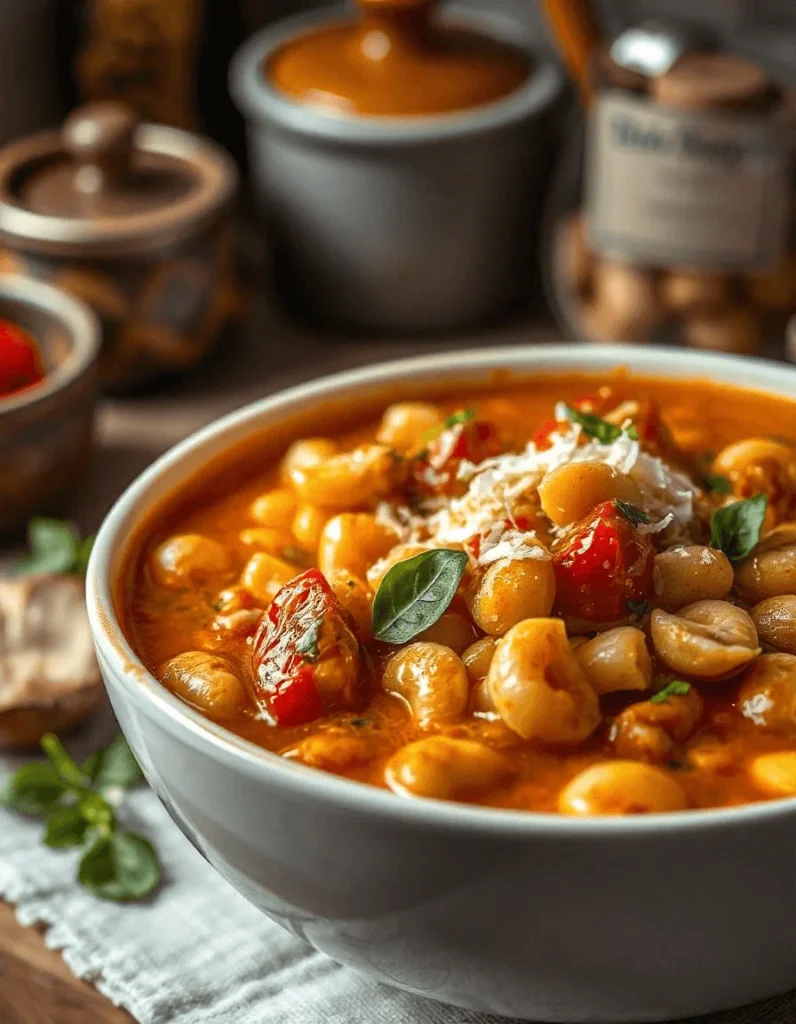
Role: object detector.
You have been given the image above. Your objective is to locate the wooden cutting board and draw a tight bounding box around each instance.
[0,902,133,1023]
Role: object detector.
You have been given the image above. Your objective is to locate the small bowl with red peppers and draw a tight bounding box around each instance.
[0,274,100,534]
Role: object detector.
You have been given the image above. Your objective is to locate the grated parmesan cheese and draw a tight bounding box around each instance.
[477,529,551,566]
[375,501,416,542]
[741,693,774,727]
[372,410,703,570]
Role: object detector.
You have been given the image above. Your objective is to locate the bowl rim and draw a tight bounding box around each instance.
[87,343,796,838]
[0,272,100,413]
[229,5,563,145]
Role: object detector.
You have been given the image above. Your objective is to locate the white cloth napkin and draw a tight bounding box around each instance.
[1,754,794,1024]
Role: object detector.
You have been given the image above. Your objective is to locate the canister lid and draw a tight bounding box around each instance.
[0,103,237,257]
[653,53,770,109]
[266,0,531,117]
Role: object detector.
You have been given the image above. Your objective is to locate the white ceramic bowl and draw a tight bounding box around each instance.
[87,345,796,1022]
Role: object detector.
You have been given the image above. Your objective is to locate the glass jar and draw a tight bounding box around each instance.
[544,28,796,357]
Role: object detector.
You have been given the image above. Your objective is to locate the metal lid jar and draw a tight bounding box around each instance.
[544,24,796,356]
[231,0,561,333]
[0,102,239,391]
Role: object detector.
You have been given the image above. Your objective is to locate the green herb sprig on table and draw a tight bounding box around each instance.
[1,734,161,902]
[15,518,95,576]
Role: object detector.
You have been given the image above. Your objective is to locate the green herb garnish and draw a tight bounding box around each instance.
[372,549,468,645]
[709,493,768,563]
[705,474,732,495]
[1,734,160,903]
[651,680,692,704]
[626,598,651,618]
[615,501,650,526]
[349,717,372,729]
[281,545,313,568]
[296,616,323,662]
[444,408,475,428]
[563,405,638,444]
[420,408,476,447]
[15,518,95,576]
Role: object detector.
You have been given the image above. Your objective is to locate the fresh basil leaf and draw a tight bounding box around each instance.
[44,805,89,849]
[563,405,636,445]
[0,763,67,816]
[615,501,650,526]
[626,598,651,618]
[91,735,144,792]
[41,733,88,790]
[296,616,323,663]
[78,831,161,902]
[705,474,732,495]
[709,494,768,563]
[651,680,692,704]
[444,408,475,428]
[372,549,468,644]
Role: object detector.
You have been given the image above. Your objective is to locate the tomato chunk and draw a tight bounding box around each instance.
[0,319,44,397]
[410,419,503,497]
[252,568,361,726]
[553,500,654,622]
[533,417,561,451]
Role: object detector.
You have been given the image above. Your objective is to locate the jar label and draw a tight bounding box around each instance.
[586,92,791,269]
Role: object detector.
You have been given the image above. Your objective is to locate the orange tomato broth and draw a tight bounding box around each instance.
[118,370,796,813]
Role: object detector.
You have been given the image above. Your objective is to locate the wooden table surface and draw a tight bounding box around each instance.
[0,287,558,1023]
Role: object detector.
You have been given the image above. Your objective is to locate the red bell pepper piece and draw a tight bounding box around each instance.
[553,500,654,622]
[252,568,361,726]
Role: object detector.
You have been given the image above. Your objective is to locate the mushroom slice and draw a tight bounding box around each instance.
[0,573,102,749]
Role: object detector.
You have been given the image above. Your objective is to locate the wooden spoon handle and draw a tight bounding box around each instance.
[541,0,602,107]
